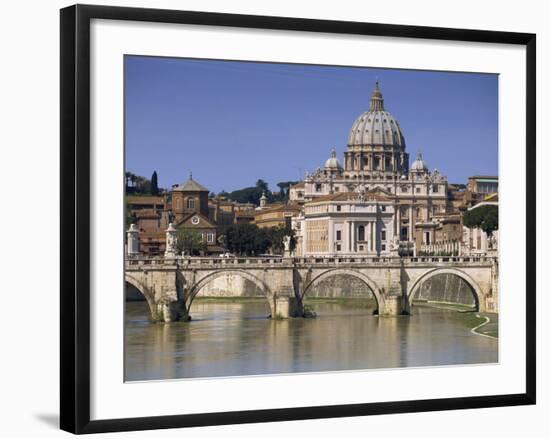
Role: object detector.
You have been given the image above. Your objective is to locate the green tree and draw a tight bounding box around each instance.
[125,198,136,228]
[256,179,268,193]
[125,171,134,188]
[227,186,263,205]
[176,229,207,256]
[223,223,295,256]
[130,174,151,194]
[463,204,499,236]
[480,206,498,236]
[265,224,295,254]
[224,179,276,205]
[151,171,159,195]
[276,181,299,201]
[224,223,262,256]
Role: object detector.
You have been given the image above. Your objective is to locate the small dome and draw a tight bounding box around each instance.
[324,149,343,170]
[347,81,406,149]
[411,152,428,172]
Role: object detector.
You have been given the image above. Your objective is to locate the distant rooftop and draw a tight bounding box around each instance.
[172,173,209,192]
[469,175,498,180]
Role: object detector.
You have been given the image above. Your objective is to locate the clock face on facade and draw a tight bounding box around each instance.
[191,216,200,225]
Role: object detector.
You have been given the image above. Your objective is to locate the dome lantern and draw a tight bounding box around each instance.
[369,80,384,111]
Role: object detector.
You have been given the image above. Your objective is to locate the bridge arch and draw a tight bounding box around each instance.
[125,274,155,313]
[407,268,483,311]
[186,269,274,311]
[302,268,385,312]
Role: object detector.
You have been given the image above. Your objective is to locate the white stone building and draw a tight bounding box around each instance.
[293,188,397,257]
[291,81,450,256]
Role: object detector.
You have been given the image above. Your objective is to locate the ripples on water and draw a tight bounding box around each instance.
[124,299,498,381]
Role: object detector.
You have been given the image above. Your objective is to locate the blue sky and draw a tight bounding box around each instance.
[125,56,498,194]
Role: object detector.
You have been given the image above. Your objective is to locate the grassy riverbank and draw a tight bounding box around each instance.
[414,301,498,338]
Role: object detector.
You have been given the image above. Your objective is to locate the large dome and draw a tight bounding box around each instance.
[347,82,406,149]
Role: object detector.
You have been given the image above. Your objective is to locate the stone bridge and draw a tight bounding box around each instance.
[125,255,499,322]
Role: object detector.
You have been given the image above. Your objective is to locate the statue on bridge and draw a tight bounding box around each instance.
[165,223,178,259]
[283,235,292,257]
[126,224,140,256]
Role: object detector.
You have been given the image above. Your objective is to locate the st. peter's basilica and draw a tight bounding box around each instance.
[290,81,461,257]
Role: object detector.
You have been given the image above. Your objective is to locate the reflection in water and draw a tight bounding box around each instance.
[124,299,498,381]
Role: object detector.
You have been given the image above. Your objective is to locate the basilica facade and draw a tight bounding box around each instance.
[291,82,450,257]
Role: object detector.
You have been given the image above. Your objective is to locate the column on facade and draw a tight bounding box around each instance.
[408,204,413,242]
[367,221,372,253]
[365,222,370,253]
[350,221,355,253]
[372,220,377,253]
[368,221,372,253]
[394,204,401,241]
[328,219,335,255]
[302,220,308,256]
[343,220,349,253]
[389,214,395,244]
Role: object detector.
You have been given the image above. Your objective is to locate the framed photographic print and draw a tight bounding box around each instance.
[60,4,536,434]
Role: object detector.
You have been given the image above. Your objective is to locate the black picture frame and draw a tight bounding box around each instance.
[60,4,536,434]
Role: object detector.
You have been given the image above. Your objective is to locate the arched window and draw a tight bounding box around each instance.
[187,198,195,209]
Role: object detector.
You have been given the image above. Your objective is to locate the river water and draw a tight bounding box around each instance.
[124,299,498,381]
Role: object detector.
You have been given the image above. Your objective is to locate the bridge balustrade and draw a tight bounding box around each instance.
[125,255,495,268]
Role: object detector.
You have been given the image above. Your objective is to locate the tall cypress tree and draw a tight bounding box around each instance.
[151,171,158,195]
